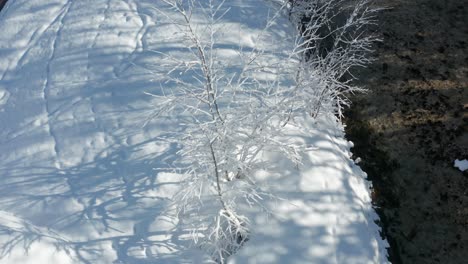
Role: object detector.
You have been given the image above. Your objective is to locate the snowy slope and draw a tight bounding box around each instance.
[0,0,388,263]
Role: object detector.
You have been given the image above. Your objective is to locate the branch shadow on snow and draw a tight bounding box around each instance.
[0,0,387,263]
[0,2,201,261]
[230,118,387,263]
[0,135,197,263]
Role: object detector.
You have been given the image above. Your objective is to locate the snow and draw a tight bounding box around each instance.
[229,115,388,264]
[0,0,388,263]
[454,159,468,172]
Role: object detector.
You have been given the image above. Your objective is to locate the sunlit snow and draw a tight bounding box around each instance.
[0,0,388,263]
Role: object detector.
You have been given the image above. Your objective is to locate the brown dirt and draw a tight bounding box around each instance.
[345,0,468,263]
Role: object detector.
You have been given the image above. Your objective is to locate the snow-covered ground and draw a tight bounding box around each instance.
[0,0,388,263]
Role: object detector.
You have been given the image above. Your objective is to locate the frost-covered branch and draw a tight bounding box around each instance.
[146,0,378,262]
[288,0,380,117]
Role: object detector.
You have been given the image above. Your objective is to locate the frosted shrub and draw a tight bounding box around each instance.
[146,0,377,262]
[288,0,380,117]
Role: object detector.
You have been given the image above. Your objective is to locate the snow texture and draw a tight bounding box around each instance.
[454,159,468,172]
[0,0,388,263]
